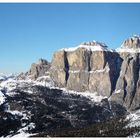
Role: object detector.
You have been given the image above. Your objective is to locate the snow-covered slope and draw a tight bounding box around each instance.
[126,110,140,128]
[0,74,127,137]
[0,73,15,81]
[0,74,106,105]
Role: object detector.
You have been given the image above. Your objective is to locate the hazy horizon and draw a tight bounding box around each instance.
[1,3,140,73]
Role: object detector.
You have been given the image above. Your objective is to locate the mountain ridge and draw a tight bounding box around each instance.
[0,35,140,137]
[26,35,140,110]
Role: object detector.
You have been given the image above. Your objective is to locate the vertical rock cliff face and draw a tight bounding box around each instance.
[50,50,68,87]
[66,48,90,92]
[111,36,140,110]
[50,41,121,97]
[50,36,140,110]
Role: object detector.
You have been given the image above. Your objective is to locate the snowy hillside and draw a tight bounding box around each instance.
[0,74,129,137]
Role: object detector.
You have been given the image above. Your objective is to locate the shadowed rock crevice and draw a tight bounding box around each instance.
[87,50,92,71]
[105,52,123,96]
[64,51,69,85]
[103,52,107,69]
[123,77,127,101]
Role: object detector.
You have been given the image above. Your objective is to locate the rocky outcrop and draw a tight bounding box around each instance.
[27,59,51,80]
[50,42,121,97]
[122,35,140,49]
[17,72,27,80]
[111,36,140,110]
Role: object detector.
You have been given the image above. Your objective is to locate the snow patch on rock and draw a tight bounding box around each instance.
[116,48,140,53]
[126,109,140,128]
[60,41,113,52]
[7,123,36,138]
[0,91,6,105]
[55,88,106,103]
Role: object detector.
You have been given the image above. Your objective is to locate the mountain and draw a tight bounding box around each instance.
[0,35,140,137]
[111,36,140,110]
[50,41,118,96]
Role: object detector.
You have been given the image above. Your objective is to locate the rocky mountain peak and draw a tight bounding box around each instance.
[122,35,140,49]
[80,40,107,48]
[27,58,51,80]
[36,58,49,65]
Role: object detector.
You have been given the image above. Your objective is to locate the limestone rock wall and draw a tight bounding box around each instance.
[111,52,140,110]
[50,46,120,97]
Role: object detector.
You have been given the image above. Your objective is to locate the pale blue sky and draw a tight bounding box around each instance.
[0,3,140,73]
